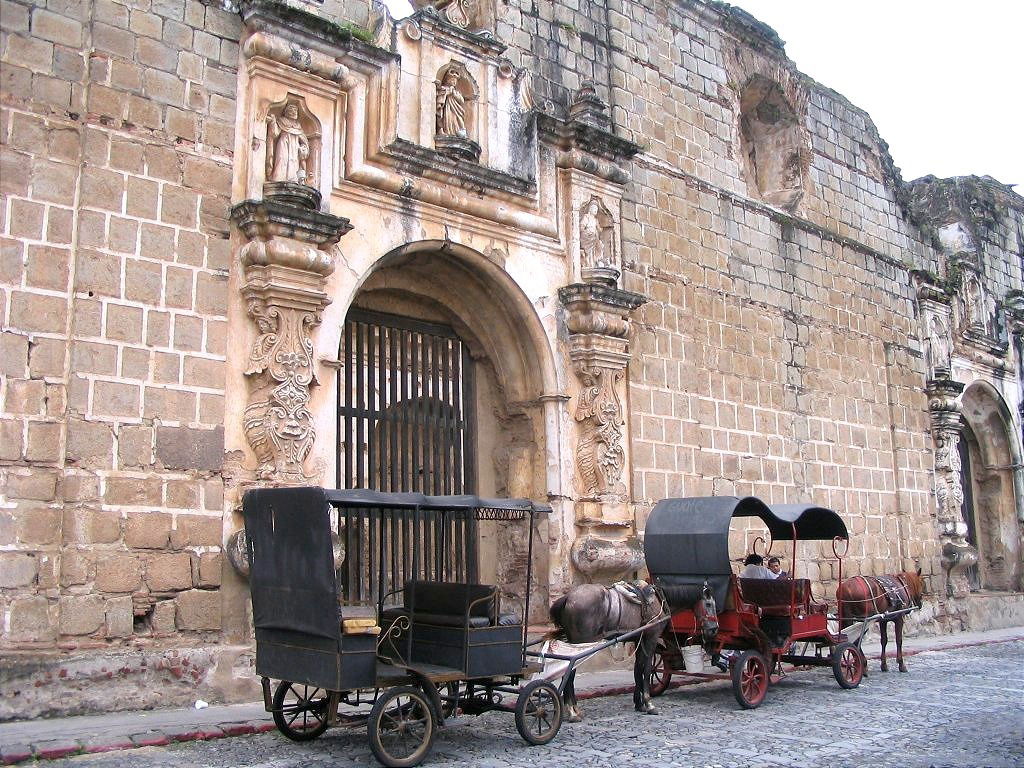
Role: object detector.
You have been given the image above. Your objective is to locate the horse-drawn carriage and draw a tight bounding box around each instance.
[243,487,563,767]
[644,496,866,708]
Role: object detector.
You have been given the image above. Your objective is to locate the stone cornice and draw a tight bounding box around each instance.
[230,198,352,249]
[411,7,507,58]
[537,113,642,167]
[558,282,646,313]
[240,0,398,70]
[383,138,535,199]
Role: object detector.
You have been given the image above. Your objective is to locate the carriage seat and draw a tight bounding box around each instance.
[737,578,812,616]
[380,581,520,629]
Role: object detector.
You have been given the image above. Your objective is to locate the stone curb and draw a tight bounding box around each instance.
[2,633,1021,764]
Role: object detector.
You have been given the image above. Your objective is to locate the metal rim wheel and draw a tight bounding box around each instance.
[515,679,563,746]
[832,642,865,689]
[368,685,436,768]
[271,681,331,741]
[648,641,672,697]
[731,650,769,709]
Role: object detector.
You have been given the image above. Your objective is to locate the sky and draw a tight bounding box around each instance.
[384,0,1022,188]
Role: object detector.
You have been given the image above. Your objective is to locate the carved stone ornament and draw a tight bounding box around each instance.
[926,377,978,596]
[571,534,643,579]
[579,197,618,285]
[925,314,952,378]
[574,362,626,497]
[569,80,610,128]
[435,64,481,163]
[436,67,468,137]
[264,97,320,188]
[231,189,352,480]
[559,283,645,502]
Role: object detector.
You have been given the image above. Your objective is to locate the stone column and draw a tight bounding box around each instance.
[559,281,645,582]
[230,184,351,482]
[926,377,976,596]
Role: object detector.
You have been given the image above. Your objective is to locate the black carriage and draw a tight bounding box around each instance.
[243,487,561,767]
[644,496,865,708]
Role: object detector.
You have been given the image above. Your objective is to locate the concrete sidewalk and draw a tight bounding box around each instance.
[2,626,1021,765]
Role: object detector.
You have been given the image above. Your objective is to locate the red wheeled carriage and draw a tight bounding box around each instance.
[644,496,864,708]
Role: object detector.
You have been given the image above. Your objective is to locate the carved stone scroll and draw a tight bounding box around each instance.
[231,191,351,480]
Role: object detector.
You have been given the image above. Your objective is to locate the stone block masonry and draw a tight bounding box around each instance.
[0,0,238,653]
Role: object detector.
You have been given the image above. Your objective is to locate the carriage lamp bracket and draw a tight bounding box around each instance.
[752,534,773,558]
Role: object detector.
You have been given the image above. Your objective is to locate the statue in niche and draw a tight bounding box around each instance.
[436,68,467,137]
[266,103,311,185]
[926,315,951,377]
[579,198,617,282]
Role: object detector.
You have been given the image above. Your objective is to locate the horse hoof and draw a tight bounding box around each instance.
[635,704,658,715]
[898,666,908,673]
[566,711,582,723]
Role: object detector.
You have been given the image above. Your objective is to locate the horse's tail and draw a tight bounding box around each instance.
[545,594,567,641]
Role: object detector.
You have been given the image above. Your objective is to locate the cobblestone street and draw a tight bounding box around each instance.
[42,639,1024,768]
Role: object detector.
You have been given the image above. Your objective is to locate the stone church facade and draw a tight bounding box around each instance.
[1,0,1022,715]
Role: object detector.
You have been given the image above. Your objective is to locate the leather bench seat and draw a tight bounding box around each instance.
[737,578,813,615]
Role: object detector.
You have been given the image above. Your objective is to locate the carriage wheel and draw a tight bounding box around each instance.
[648,642,672,697]
[515,679,563,746]
[271,681,331,741]
[832,642,865,689]
[731,650,769,709]
[368,685,436,768]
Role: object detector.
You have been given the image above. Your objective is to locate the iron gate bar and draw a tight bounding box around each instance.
[338,310,477,604]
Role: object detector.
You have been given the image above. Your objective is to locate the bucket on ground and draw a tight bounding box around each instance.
[682,644,704,672]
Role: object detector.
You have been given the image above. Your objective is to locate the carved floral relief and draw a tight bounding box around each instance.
[574,363,627,498]
[242,300,320,478]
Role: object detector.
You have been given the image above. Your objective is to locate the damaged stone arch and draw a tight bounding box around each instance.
[737,75,807,212]
[338,240,561,617]
[958,380,1024,592]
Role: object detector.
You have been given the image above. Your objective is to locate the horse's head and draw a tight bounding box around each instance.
[904,568,925,608]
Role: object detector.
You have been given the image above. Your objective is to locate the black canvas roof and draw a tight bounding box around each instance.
[644,496,848,583]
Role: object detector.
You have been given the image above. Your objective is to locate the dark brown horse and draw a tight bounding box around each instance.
[548,582,666,719]
[837,569,924,672]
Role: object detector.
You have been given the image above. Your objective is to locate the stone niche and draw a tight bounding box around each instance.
[738,75,806,212]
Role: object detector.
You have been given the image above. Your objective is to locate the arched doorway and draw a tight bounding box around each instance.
[958,382,1022,592]
[334,241,558,616]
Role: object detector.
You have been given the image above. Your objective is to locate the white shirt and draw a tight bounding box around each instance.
[739,564,775,579]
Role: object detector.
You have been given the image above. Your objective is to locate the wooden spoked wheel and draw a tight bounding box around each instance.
[514,679,563,746]
[832,642,865,689]
[368,685,436,768]
[648,642,672,697]
[271,681,331,741]
[731,650,770,709]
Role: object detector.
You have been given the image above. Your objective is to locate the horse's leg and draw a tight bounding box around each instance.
[895,616,908,673]
[878,619,889,672]
[633,630,658,715]
[562,669,582,722]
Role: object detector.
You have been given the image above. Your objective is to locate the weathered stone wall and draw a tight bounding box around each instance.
[486,0,945,593]
[1,0,1022,717]
[1,0,238,650]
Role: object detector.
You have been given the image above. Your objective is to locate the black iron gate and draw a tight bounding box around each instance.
[337,309,477,604]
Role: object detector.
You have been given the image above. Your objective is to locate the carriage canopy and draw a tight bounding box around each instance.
[643,496,847,608]
[244,487,551,639]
